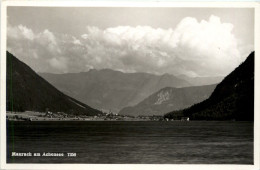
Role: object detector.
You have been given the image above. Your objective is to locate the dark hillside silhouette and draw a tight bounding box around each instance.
[164,52,254,121]
[6,51,102,116]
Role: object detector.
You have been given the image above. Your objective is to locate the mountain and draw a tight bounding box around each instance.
[164,52,254,121]
[119,84,216,116]
[6,51,102,116]
[39,69,191,113]
[177,75,224,86]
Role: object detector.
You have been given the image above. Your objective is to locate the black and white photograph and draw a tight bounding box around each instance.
[0,1,260,170]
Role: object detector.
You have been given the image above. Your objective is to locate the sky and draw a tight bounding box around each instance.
[7,7,254,77]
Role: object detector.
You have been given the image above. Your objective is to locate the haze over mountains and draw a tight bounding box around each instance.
[177,75,224,86]
[39,70,190,113]
[119,84,216,116]
[165,52,254,121]
[6,51,102,116]
[40,69,223,113]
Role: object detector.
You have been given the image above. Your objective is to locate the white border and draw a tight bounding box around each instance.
[254,4,260,170]
[0,0,260,7]
[1,1,260,170]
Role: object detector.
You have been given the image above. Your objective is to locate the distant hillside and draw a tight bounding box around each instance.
[177,75,224,86]
[6,51,102,116]
[40,69,191,113]
[119,84,216,116]
[164,52,254,121]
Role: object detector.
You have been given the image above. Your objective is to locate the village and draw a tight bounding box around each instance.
[6,111,190,121]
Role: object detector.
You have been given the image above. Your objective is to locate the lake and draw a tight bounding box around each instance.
[6,121,253,164]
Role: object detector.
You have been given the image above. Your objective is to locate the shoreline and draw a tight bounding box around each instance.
[6,111,161,121]
[6,111,248,122]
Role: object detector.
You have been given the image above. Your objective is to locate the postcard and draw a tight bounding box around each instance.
[0,1,259,170]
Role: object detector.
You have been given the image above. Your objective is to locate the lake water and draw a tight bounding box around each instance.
[7,121,253,164]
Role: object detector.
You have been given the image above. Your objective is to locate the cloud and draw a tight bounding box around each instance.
[48,57,67,71]
[7,25,68,73]
[7,24,34,40]
[7,15,253,76]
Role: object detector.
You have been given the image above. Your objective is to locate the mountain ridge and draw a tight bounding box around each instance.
[39,68,191,113]
[119,84,216,116]
[6,51,102,116]
[164,51,254,121]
